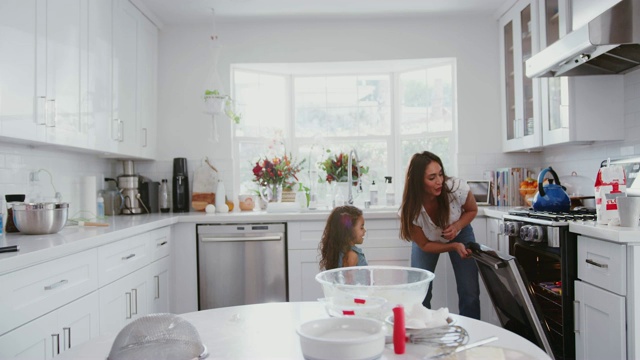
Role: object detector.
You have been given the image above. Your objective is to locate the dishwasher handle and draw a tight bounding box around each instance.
[200,235,283,242]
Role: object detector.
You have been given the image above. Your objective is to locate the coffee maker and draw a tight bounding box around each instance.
[172,158,190,212]
[118,160,143,214]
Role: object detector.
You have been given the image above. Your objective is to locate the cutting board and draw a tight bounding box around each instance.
[192,159,218,211]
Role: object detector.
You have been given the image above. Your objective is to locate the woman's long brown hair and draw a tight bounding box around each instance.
[319,205,363,270]
[399,151,454,241]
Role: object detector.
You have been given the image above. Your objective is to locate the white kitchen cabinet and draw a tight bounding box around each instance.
[574,280,625,360]
[0,0,87,147]
[87,0,116,153]
[0,0,45,142]
[499,0,543,152]
[111,0,158,159]
[148,256,170,314]
[574,235,627,359]
[0,248,98,336]
[137,12,158,159]
[535,0,624,147]
[287,218,411,302]
[99,267,149,335]
[0,291,99,359]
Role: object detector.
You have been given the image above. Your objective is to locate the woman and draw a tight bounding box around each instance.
[399,151,480,319]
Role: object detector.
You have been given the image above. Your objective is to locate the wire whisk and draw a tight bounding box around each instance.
[408,325,469,357]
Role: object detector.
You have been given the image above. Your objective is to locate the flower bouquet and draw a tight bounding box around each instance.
[252,153,306,202]
[319,152,369,185]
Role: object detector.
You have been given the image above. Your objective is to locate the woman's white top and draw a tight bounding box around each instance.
[413,177,469,243]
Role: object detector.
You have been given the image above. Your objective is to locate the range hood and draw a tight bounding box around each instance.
[526,0,640,77]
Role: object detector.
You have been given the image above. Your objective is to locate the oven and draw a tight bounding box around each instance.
[501,208,596,360]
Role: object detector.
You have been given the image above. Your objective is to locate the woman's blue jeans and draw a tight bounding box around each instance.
[410,224,481,319]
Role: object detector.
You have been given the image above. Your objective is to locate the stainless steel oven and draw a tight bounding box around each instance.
[500,208,596,360]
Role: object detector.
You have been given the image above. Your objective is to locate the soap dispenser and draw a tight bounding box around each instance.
[385,176,394,206]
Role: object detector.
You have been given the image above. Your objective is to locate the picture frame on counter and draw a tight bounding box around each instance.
[468,180,492,206]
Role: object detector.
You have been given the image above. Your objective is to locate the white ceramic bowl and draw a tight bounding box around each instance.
[315,266,434,317]
[297,317,385,360]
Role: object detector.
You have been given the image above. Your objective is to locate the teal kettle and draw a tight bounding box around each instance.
[532,167,571,212]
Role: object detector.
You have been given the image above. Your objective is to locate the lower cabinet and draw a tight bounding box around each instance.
[99,264,150,335]
[148,256,170,314]
[287,218,411,302]
[0,291,99,359]
[574,281,626,360]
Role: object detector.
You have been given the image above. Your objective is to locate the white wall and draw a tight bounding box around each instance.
[155,14,535,196]
[539,70,640,182]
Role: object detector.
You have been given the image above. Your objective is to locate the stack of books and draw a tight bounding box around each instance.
[483,168,536,206]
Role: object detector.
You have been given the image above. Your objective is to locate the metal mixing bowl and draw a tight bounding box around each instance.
[12,202,69,235]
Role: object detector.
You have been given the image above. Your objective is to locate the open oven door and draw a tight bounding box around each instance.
[468,242,556,359]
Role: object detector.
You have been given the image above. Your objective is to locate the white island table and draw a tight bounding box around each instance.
[57,302,551,359]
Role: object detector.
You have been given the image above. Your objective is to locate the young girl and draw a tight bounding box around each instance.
[319,205,368,270]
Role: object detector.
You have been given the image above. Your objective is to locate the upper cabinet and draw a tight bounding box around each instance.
[0,0,86,146]
[0,0,157,160]
[536,0,624,147]
[499,0,624,152]
[111,0,158,159]
[499,0,543,152]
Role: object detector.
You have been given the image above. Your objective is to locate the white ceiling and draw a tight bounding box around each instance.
[135,0,509,26]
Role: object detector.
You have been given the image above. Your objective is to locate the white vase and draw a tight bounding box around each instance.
[333,182,351,207]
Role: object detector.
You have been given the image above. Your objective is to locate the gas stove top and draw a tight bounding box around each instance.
[506,207,597,224]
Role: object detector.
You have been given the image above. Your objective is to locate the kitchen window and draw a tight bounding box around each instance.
[232,59,456,203]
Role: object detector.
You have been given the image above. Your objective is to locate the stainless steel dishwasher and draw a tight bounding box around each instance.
[197,223,287,310]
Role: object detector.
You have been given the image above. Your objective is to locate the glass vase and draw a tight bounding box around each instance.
[268,183,283,203]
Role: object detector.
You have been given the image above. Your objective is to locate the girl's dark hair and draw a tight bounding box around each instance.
[399,151,456,241]
[319,205,363,270]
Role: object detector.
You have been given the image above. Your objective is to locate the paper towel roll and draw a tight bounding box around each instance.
[82,176,97,216]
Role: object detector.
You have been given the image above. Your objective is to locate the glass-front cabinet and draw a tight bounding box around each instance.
[499,0,542,152]
[536,0,624,146]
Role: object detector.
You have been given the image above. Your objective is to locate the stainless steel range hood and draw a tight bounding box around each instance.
[526,0,640,77]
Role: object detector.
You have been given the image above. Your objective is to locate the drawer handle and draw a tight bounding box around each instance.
[63,327,71,350]
[122,253,136,260]
[573,300,580,334]
[52,333,60,355]
[155,275,160,299]
[157,241,168,247]
[131,288,138,315]
[586,258,609,269]
[126,292,132,319]
[44,279,68,291]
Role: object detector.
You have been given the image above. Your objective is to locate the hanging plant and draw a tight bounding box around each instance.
[203,89,242,124]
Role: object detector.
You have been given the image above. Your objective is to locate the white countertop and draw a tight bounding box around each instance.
[55,301,551,360]
[570,221,640,243]
[0,205,557,275]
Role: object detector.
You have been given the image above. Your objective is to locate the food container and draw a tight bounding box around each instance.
[297,317,385,360]
[315,266,434,318]
[12,202,69,235]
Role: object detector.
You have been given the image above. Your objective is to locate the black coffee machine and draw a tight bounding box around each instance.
[173,158,190,212]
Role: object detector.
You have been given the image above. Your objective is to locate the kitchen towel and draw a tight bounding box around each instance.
[81,176,97,217]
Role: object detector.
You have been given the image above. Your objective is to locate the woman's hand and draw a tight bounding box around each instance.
[441,223,460,241]
[450,242,472,259]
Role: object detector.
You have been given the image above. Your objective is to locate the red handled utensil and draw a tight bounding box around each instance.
[392,305,406,354]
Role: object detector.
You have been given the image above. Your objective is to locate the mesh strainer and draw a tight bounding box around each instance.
[108,313,208,360]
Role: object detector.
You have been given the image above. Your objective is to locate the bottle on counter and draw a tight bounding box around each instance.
[385,176,394,206]
[369,181,379,206]
[159,179,170,213]
[96,194,105,218]
[215,179,227,212]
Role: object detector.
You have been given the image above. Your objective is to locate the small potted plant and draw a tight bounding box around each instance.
[203,89,242,124]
